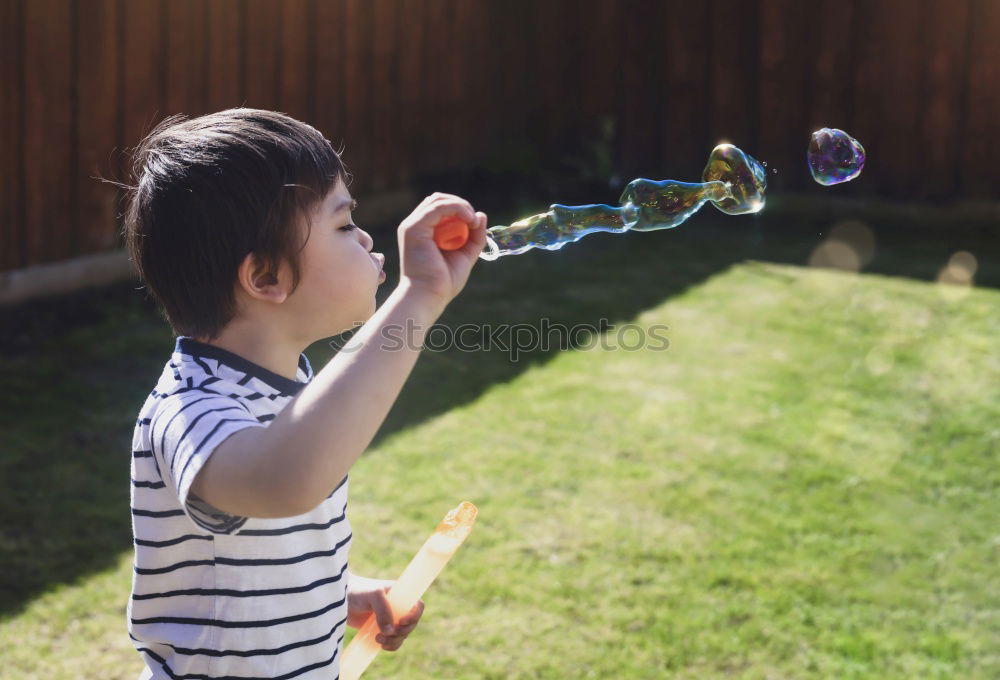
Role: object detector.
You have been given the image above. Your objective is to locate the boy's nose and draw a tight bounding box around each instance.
[359,227,374,252]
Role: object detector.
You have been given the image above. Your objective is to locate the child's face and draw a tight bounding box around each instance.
[289,178,385,339]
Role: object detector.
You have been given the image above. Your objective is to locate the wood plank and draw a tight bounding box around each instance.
[662,0,710,178]
[532,0,570,160]
[618,0,665,177]
[442,0,462,168]
[917,0,969,199]
[279,0,312,121]
[244,0,282,111]
[122,0,165,176]
[370,0,398,190]
[482,0,531,174]
[576,0,618,143]
[450,0,479,167]
[24,0,74,265]
[421,0,451,172]
[803,0,859,194]
[165,0,209,118]
[806,0,857,136]
[511,0,542,168]
[462,0,492,166]
[76,0,121,254]
[705,0,759,157]
[961,0,1000,199]
[0,0,24,270]
[395,0,425,187]
[450,0,496,169]
[847,0,888,197]
[206,0,243,112]
[874,0,923,197]
[342,0,372,187]
[313,0,345,153]
[758,0,813,192]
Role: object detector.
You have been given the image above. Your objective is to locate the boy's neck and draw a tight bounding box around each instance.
[194,323,304,382]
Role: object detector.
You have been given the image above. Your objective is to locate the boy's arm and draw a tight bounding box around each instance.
[190,195,487,518]
[193,282,441,517]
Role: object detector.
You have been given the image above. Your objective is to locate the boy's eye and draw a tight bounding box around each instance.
[339,223,358,232]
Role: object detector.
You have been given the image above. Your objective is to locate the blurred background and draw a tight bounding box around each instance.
[1,1,998,678]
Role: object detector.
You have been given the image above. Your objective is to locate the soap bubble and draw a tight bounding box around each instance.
[702,143,767,214]
[481,144,767,260]
[807,128,865,185]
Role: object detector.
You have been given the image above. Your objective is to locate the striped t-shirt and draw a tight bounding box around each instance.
[128,336,352,680]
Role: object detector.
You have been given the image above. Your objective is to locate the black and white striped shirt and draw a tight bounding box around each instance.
[128,337,352,680]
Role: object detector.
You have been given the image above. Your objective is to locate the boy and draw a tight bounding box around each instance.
[124,108,487,679]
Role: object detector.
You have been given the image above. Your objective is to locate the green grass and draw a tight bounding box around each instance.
[0,211,997,678]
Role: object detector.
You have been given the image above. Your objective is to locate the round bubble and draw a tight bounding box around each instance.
[808,128,865,186]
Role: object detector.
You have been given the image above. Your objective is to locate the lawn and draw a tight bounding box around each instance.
[0,203,997,679]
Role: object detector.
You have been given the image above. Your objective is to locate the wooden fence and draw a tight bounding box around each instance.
[1,0,998,274]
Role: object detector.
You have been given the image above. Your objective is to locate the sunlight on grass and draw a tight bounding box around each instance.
[0,552,138,679]
[347,263,999,679]
[2,262,997,679]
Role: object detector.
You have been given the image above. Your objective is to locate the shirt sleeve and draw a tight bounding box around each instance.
[298,352,314,380]
[150,392,265,534]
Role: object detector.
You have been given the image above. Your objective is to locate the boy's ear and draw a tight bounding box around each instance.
[236,252,291,304]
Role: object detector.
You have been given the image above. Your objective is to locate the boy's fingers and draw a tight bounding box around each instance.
[391,621,418,636]
[471,212,487,237]
[418,192,460,210]
[432,202,476,227]
[426,192,470,209]
[375,632,401,645]
[398,599,425,627]
[369,591,396,636]
[376,636,404,652]
[377,600,422,643]
[426,195,475,222]
[453,212,487,260]
[403,202,476,242]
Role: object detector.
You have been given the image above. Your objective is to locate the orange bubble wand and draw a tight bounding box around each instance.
[340,501,478,680]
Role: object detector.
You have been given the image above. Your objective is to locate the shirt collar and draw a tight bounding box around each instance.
[174,336,309,395]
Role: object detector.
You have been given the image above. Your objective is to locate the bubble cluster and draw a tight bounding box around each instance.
[807,128,865,185]
[481,143,766,260]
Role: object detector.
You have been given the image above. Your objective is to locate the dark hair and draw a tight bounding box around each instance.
[123,108,347,340]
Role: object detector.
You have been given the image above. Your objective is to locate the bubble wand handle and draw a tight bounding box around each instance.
[340,502,479,680]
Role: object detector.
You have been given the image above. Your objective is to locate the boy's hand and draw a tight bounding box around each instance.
[397,193,487,311]
[346,574,425,652]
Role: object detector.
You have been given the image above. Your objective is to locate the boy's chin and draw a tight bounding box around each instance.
[327,309,376,337]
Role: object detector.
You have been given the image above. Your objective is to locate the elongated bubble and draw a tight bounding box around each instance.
[481,144,766,261]
[807,128,865,185]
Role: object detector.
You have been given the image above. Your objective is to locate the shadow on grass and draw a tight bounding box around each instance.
[0,183,996,620]
[361,175,1000,444]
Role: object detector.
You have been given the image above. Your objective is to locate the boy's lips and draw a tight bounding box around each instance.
[371,252,386,282]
